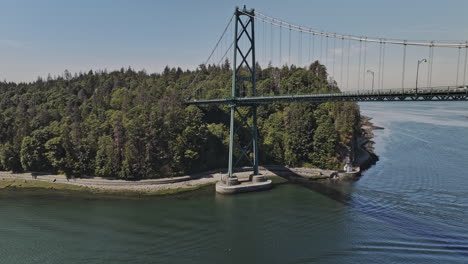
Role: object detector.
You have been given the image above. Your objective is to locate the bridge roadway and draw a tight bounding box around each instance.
[187,86,468,105]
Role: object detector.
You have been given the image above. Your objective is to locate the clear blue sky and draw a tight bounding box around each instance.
[1,0,467,83]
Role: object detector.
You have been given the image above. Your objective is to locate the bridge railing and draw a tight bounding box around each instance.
[237,85,468,99]
[187,85,468,105]
[344,86,468,96]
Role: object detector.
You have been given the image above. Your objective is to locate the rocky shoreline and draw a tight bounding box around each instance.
[276,115,381,184]
[356,115,382,171]
[0,116,381,196]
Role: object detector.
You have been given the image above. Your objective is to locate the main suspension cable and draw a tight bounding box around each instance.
[187,14,234,99]
[244,10,467,48]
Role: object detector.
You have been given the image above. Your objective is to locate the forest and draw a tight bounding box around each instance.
[0,61,360,179]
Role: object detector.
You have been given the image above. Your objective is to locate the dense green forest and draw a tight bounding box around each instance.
[0,61,360,179]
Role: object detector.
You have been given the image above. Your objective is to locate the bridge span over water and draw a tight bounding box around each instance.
[188,86,468,106]
[185,6,468,190]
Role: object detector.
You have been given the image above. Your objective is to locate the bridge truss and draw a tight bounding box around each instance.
[188,87,468,106]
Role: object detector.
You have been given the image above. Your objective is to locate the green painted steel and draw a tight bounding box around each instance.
[251,8,259,176]
[227,7,239,178]
[187,87,468,106]
[227,6,259,178]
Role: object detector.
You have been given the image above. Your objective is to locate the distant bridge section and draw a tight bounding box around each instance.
[187,86,468,106]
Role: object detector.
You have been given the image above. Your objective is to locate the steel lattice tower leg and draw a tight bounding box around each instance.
[227,6,259,182]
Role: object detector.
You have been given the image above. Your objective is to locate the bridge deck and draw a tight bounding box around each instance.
[187,87,468,105]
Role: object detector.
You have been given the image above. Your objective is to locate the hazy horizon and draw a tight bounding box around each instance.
[1,0,468,89]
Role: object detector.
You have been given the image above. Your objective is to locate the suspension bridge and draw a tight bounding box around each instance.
[186,6,468,190]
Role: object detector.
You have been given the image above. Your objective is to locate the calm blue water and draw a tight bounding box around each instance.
[1,102,467,263]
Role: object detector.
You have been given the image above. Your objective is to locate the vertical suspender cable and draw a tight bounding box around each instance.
[320,34,323,63]
[298,29,302,66]
[270,23,274,65]
[308,31,311,87]
[279,22,282,67]
[430,44,434,87]
[308,32,311,64]
[426,45,432,87]
[309,32,314,88]
[340,38,344,87]
[312,33,315,63]
[381,42,386,89]
[378,40,382,90]
[346,39,351,90]
[289,26,292,65]
[279,23,282,90]
[463,42,468,85]
[325,36,329,71]
[428,43,434,87]
[263,21,266,66]
[357,39,362,90]
[402,42,407,90]
[426,46,432,87]
[332,36,336,79]
[456,47,461,86]
[362,39,367,90]
[271,23,275,91]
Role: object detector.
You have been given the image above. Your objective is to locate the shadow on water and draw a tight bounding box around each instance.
[267,166,354,203]
[269,165,468,257]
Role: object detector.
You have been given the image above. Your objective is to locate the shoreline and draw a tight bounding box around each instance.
[356,115,381,171]
[0,116,381,197]
[278,115,381,183]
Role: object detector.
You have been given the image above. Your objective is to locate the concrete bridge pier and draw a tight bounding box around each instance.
[216,174,272,194]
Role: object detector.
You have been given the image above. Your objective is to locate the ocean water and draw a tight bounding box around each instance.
[0,102,467,263]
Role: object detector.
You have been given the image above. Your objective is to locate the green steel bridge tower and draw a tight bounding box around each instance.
[226,6,259,183]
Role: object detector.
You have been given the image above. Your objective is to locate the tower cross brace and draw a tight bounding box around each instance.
[227,7,259,181]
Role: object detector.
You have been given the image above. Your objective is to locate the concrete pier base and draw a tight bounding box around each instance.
[216,175,272,194]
